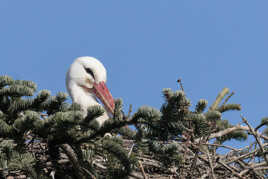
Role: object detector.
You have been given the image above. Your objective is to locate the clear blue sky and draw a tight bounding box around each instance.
[0,1,268,146]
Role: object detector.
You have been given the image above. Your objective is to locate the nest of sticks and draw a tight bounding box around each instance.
[2,116,268,179]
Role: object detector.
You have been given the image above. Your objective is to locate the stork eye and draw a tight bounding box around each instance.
[84,68,95,79]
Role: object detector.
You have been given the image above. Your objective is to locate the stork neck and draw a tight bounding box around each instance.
[67,82,100,111]
[67,81,110,126]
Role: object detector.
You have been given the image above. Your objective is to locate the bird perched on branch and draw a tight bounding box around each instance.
[66,56,114,126]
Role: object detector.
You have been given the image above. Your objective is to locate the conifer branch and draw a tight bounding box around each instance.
[60,144,85,179]
[1,75,268,178]
[222,91,235,105]
[210,88,229,110]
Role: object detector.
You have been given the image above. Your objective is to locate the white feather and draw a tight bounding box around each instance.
[66,56,110,126]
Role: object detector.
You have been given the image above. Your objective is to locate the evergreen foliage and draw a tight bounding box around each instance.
[0,75,268,178]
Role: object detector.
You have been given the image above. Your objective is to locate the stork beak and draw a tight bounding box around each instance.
[92,81,115,116]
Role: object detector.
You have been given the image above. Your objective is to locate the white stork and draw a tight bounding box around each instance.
[66,56,115,126]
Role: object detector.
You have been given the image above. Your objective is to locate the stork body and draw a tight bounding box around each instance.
[66,57,114,126]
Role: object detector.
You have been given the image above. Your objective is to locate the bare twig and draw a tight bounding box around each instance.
[218,160,244,179]
[138,161,148,179]
[81,168,96,179]
[204,149,216,179]
[203,143,239,151]
[177,78,184,91]
[128,143,135,158]
[241,115,268,165]
[195,124,268,143]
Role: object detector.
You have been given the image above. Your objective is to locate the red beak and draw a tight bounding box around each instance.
[92,81,115,115]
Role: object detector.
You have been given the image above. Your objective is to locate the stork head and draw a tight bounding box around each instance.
[66,56,114,115]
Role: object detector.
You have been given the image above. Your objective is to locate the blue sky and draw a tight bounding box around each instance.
[0,1,268,146]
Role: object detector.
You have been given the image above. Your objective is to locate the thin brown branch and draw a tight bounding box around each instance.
[218,160,244,179]
[81,168,96,179]
[203,143,239,151]
[177,78,184,91]
[205,151,216,179]
[195,124,268,143]
[241,115,268,165]
[138,161,148,179]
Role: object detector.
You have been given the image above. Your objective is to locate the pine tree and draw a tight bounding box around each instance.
[0,75,268,179]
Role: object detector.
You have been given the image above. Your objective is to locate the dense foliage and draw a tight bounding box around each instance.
[0,75,268,179]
